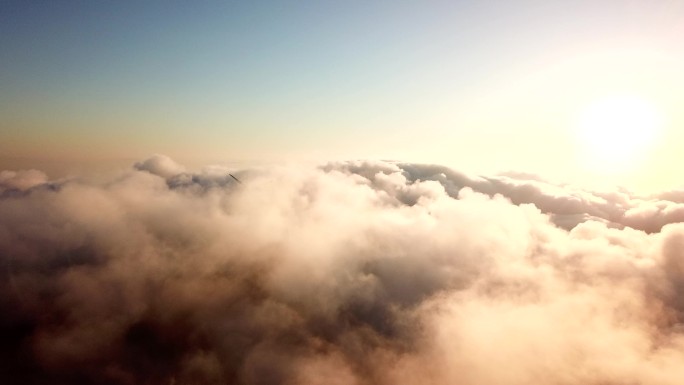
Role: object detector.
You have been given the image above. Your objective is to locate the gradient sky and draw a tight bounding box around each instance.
[2,1,684,190]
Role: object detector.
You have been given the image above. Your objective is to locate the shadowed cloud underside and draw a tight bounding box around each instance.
[2,156,684,384]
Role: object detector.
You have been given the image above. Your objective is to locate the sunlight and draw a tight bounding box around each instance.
[576,94,663,174]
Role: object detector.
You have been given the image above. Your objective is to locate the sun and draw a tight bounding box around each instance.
[576,94,663,173]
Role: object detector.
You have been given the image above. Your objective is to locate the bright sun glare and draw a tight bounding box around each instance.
[576,95,663,173]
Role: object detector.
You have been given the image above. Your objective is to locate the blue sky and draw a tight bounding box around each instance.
[2,1,684,189]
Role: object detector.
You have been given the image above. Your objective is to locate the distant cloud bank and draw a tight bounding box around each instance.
[3,155,684,384]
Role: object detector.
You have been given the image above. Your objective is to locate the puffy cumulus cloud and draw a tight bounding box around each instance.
[0,169,49,195]
[2,155,684,384]
[134,154,186,178]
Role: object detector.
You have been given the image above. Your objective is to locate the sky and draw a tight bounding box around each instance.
[7,3,684,383]
[2,0,684,188]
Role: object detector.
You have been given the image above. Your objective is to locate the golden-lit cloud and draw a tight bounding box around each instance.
[4,156,684,384]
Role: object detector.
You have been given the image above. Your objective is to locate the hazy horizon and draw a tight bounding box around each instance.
[4,1,684,191]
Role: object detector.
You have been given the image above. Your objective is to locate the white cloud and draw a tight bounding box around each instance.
[2,155,684,384]
[0,169,48,194]
[134,153,185,178]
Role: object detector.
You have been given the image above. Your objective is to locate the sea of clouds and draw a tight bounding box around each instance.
[3,154,684,384]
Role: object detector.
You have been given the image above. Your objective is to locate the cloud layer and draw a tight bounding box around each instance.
[3,155,684,384]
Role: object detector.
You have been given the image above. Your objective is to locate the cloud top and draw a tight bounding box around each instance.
[134,154,186,178]
[0,169,48,192]
[2,156,684,384]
